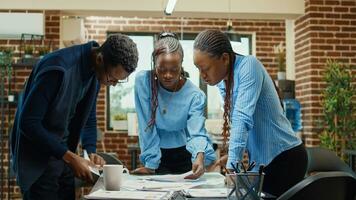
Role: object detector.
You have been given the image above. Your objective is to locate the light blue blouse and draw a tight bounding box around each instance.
[134,70,216,169]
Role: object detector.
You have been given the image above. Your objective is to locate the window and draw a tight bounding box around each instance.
[107,32,252,130]
[107,34,154,130]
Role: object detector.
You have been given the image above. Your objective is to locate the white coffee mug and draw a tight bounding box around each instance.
[103,164,129,191]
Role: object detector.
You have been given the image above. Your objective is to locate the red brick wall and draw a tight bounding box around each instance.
[0,10,61,200]
[294,0,356,147]
[1,13,286,199]
[84,17,285,75]
[3,3,354,198]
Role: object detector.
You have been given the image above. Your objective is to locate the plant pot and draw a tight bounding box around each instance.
[112,120,128,130]
[277,72,286,80]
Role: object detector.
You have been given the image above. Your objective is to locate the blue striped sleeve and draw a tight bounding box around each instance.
[227,56,264,169]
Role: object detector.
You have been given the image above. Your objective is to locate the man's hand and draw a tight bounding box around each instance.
[89,153,106,167]
[131,167,155,175]
[185,152,205,180]
[62,151,95,183]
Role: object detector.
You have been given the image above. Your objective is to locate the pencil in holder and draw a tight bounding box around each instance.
[226,171,265,200]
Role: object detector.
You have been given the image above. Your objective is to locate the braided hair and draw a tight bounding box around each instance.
[194,30,236,154]
[146,32,185,131]
[194,30,285,154]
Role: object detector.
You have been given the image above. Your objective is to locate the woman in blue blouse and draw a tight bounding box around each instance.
[193,30,307,196]
[132,32,216,178]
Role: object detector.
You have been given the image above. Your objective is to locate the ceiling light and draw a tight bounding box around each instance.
[164,0,177,15]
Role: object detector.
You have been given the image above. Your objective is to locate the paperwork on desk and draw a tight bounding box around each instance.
[85,189,173,200]
[182,188,227,198]
[85,172,227,199]
[122,172,225,191]
[144,171,200,182]
[119,171,204,192]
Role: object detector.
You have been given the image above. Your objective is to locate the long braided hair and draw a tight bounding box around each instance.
[194,30,236,154]
[145,32,185,131]
[194,30,285,154]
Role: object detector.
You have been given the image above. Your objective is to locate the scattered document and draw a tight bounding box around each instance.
[144,171,199,182]
[83,150,101,180]
[122,179,204,192]
[89,166,101,177]
[182,188,227,198]
[85,189,172,200]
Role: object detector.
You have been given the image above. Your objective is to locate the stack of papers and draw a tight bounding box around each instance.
[85,189,173,200]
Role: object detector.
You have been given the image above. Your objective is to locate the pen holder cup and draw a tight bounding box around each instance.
[226,172,265,200]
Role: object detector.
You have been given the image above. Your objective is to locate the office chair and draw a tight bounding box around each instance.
[96,152,123,165]
[306,147,356,179]
[277,171,356,200]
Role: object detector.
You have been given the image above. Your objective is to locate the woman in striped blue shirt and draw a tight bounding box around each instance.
[193,30,307,197]
[131,32,216,178]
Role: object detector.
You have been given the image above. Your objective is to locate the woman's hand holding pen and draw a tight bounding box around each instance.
[185,152,205,179]
[131,167,155,175]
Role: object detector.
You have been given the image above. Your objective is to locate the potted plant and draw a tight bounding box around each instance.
[24,45,34,58]
[38,46,50,59]
[274,42,286,80]
[0,47,14,102]
[112,113,128,130]
[0,47,12,64]
[0,47,12,55]
[319,59,355,160]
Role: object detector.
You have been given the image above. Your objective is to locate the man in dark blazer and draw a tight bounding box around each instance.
[10,34,138,200]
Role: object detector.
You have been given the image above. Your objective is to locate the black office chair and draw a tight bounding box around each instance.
[96,152,123,165]
[306,147,356,179]
[277,171,356,200]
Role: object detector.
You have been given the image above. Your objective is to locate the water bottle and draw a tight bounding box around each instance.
[283,99,302,132]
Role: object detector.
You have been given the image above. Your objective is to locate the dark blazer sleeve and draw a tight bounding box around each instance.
[19,71,68,159]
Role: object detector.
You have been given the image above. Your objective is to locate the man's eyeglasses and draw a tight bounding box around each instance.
[105,68,129,84]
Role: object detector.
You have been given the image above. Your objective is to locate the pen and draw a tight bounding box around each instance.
[241,161,247,173]
[247,161,256,171]
[230,162,238,173]
[259,165,265,175]
[236,162,241,173]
